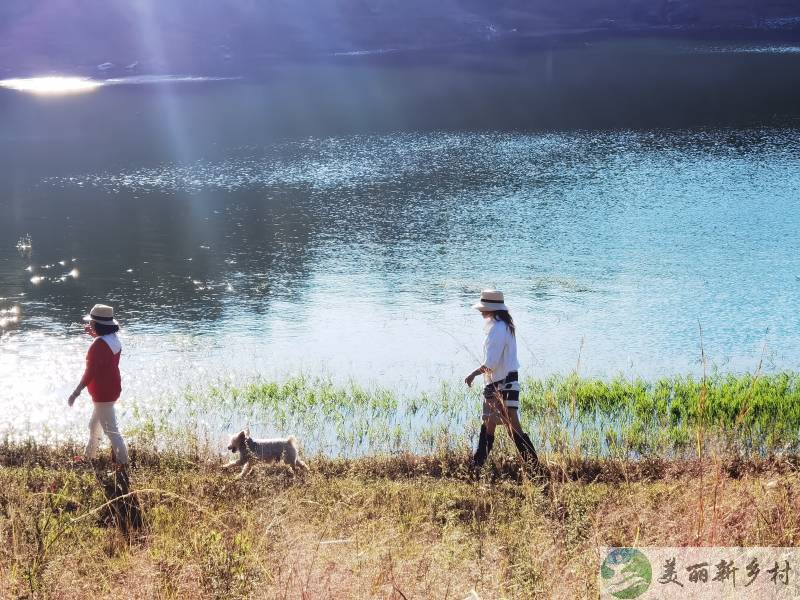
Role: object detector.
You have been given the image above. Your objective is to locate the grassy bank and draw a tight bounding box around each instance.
[2,443,800,599]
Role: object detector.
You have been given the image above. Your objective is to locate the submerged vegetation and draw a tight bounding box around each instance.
[130,372,800,460]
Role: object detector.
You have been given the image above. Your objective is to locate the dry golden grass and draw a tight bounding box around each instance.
[2,443,800,599]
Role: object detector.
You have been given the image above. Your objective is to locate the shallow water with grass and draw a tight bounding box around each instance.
[24,372,797,459]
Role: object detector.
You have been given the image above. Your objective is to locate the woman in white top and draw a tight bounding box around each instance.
[464,290,540,471]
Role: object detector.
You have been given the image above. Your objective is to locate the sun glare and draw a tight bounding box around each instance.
[0,76,102,95]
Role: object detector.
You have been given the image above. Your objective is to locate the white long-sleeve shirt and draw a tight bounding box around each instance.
[482,318,520,384]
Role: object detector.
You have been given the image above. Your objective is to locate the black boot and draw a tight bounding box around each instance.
[472,424,495,469]
[512,430,541,471]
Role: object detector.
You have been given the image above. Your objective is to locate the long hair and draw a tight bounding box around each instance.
[92,322,120,336]
[492,310,515,336]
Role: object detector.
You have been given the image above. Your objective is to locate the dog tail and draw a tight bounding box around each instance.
[287,436,307,471]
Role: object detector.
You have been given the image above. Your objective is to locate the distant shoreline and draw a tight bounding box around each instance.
[4,26,800,80]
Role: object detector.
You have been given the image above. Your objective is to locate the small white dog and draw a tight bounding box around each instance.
[225,429,308,478]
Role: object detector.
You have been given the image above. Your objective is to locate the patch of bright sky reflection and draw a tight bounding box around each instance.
[0,76,102,95]
[0,306,20,329]
[0,74,236,96]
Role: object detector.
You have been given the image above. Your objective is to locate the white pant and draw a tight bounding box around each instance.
[85,401,129,465]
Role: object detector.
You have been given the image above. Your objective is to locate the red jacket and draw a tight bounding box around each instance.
[80,336,122,402]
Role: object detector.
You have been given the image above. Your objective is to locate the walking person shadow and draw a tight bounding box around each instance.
[91,448,143,535]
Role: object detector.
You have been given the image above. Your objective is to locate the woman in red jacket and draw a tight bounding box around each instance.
[67,303,129,467]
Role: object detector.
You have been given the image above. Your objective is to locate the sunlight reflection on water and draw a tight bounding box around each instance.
[0,74,236,96]
[0,76,102,95]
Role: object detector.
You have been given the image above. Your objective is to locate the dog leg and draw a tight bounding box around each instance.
[236,461,253,479]
[294,459,309,473]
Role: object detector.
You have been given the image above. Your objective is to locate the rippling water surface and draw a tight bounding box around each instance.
[2,39,800,444]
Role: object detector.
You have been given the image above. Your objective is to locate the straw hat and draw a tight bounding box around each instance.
[82,303,119,326]
[472,290,509,312]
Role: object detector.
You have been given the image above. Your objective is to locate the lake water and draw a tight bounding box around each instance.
[2,37,800,443]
